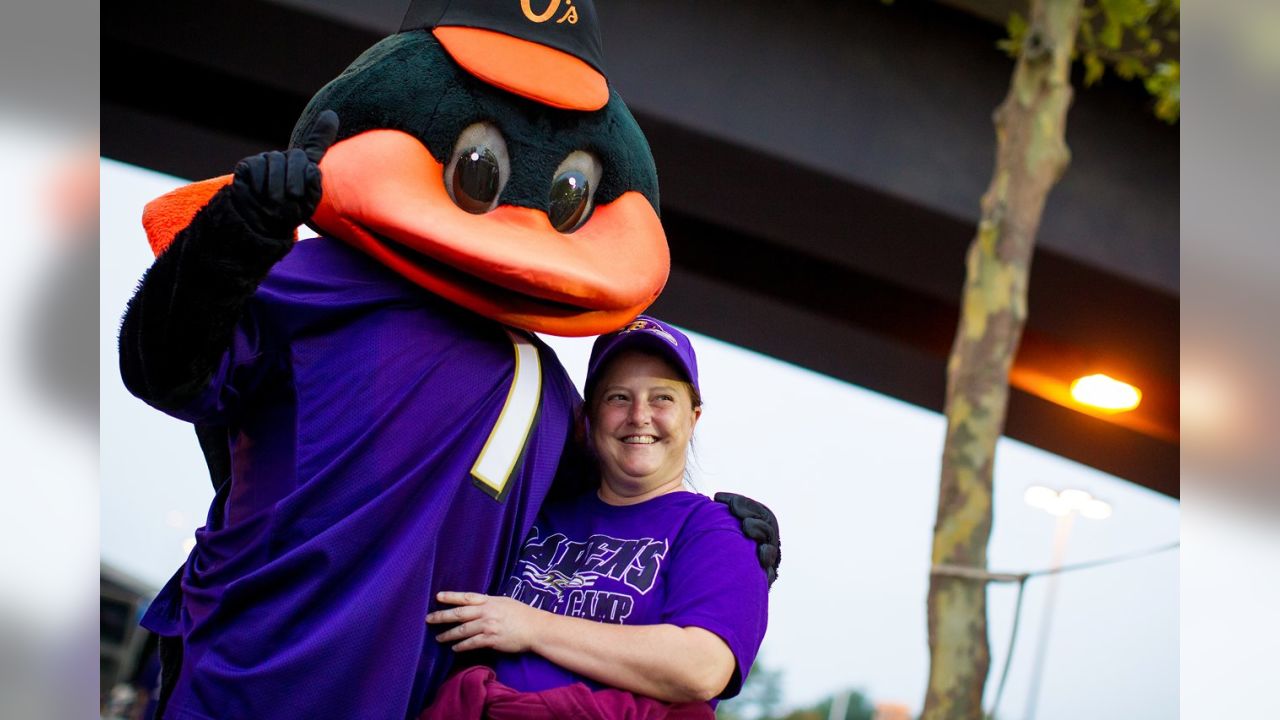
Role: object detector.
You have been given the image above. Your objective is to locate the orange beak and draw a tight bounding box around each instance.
[310,129,669,336]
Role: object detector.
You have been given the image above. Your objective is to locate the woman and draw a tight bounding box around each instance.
[423,316,769,718]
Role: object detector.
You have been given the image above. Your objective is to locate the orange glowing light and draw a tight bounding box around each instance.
[1070,374,1142,413]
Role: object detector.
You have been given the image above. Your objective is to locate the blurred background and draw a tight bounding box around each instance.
[4,0,1274,717]
[99,1,1180,718]
[1,1,99,719]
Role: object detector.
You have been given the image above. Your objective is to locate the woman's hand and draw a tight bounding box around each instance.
[426,591,546,653]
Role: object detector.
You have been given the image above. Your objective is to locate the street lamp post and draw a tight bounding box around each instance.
[1021,487,1111,720]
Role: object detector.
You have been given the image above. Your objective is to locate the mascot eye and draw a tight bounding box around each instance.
[445,123,510,214]
[549,151,602,233]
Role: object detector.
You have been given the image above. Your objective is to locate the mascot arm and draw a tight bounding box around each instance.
[714,492,782,589]
[118,183,294,412]
[118,111,340,412]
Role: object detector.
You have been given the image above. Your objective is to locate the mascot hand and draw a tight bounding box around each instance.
[229,109,339,238]
[715,492,781,588]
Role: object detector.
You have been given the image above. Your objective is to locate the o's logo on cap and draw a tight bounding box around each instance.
[520,0,558,22]
[520,0,578,24]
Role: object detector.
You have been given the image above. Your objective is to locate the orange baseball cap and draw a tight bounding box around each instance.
[400,0,609,111]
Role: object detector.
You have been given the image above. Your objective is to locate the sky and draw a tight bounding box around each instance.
[100,158,1179,719]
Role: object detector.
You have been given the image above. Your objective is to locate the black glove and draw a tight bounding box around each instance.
[715,492,781,588]
[229,109,339,237]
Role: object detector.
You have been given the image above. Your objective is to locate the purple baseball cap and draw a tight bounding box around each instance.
[586,315,700,400]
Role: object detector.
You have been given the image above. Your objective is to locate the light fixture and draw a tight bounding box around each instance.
[1024,485,1059,511]
[1080,499,1113,520]
[1070,373,1142,413]
[1023,486,1112,520]
[1019,484,1110,720]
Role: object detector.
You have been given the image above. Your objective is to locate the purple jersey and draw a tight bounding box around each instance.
[139,237,579,720]
[493,490,769,702]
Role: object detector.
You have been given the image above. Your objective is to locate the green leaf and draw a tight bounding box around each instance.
[1079,16,1096,47]
[1153,91,1179,123]
[999,11,1028,58]
[1145,60,1180,122]
[1084,52,1106,86]
[1100,0,1155,27]
[1100,17,1123,49]
[1006,11,1028,41]
[1115,56,1149,79]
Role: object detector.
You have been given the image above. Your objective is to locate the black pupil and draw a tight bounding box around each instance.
[549,170,590,232]
[452,146,499,213]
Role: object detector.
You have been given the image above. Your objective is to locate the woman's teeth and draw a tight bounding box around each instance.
[622,435,656,444]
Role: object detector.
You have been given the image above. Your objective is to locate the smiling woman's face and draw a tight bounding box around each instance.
[589,351,701,501]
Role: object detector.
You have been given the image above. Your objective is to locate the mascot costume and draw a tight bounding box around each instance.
[119,1,779,718]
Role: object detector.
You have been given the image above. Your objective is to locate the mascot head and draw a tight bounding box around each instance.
[146,0,668,336]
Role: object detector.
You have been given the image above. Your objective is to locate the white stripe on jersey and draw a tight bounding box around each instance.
[471,330,542,498]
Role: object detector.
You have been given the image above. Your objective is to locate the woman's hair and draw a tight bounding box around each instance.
[584,349,702,413]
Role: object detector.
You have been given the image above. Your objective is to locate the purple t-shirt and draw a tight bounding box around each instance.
[138,237,579,720]
[493,490,769,702]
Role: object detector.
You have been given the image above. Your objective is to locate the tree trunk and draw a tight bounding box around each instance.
[921,0,1083,717]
